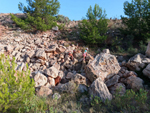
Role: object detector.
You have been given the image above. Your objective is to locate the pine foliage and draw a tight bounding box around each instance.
[79,4,108,45]
[11,0,60,31]
[121,0,150,41]
[0,54,35,112]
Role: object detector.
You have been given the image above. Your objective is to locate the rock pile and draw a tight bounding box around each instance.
[0,25,150,102]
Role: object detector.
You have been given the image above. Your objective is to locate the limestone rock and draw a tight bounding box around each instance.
[53,93,61,100]
[26,50,35,58]
[45,44,57,53]
[143,64,150,79]
[103,49,110,54]
[36,86,53,97]
[52,26,59,31]
[58,71,65,79]
[105,75,120,87]
[5,45,13,53]
[66,72,74,80]
[109,83,126,95]
[44,66,58,78]
[56,46,66,53]
[85,53,120,82]
[89,78,112,102]
[126,53,146,71]
[78,84,88,93]
[47,77,55,88]
[34,72,47,87]
[125,76,144,91]
[35,38,42,45]
[72,73,87,85]
[35,49,46,60]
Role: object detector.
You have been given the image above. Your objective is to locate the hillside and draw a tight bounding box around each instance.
[0,13,150,113]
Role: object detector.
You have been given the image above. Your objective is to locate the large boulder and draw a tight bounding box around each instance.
[85,53,120,82]
[44,66,59,78]
[89,78,112,102]
[34,72,47,87]
[143,64,150,79]
[126,53,146,71]
[125,76,144,91]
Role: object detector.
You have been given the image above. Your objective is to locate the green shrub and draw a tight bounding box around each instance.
[111,89,148,112]
[58,23,65,30]
[79,4,108,45]
[90,89,149,112]
[0,54,35,112]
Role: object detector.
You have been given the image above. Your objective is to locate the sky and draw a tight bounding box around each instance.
[0,0,132,20]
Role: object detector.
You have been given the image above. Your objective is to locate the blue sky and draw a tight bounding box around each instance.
[0,0,132,20]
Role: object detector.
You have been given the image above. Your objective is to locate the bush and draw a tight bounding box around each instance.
[0,54,35,112]
[90,89,149,113]
[79,4,108,45]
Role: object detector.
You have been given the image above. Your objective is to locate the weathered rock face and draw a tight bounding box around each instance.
[125,76,144,91]
[143,64,150,79]
[105,75,120,87]
[44,66,58,78]
[85,53,120,82]
[36,86,53,97]
[126,53,146,71]
[146,42,150,57]
[66,72,74,80]
[34,72,47,87]
[89,78,112,102]
[109,83,126,95]
[35,49,46,60]
[78,84,88,93]
[47,77,55,88]
[72,73,87,85]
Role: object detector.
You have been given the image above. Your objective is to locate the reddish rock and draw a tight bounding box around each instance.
[55,76,61,86]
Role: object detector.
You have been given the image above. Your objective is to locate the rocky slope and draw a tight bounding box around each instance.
[0,13,150,102]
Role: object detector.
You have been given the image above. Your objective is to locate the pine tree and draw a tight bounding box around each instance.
[79,4,108,45]
[0,54,35,112]
[121,0,150,41]
[11,0,60,31]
